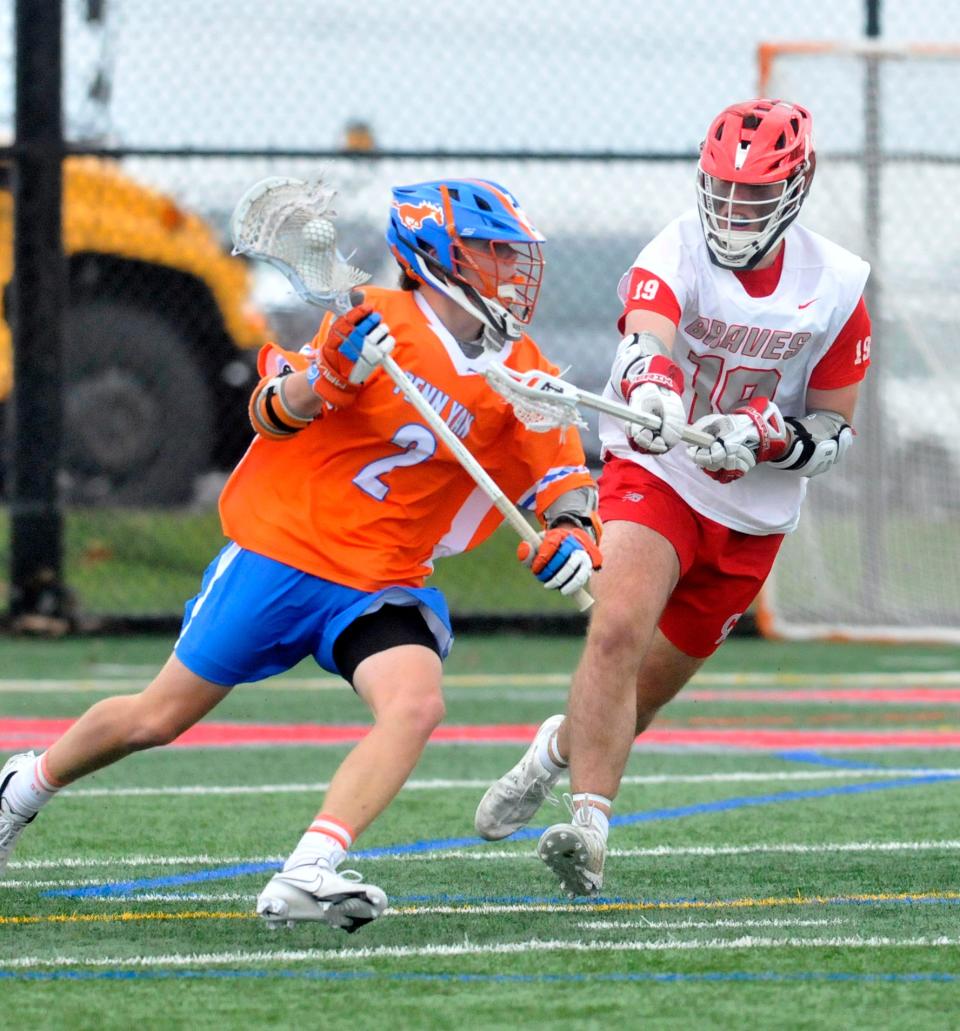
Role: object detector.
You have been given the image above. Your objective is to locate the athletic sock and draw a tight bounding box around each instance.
[2,753,63,818]
[571,792,611,843]
[536,730,568,776]
[283,812,355,872]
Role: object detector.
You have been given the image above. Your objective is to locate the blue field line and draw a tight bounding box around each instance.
[41,769,960,900]
[603,771,960,830]
[0,968,957,985]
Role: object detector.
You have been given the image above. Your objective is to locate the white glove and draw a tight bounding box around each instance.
[345,319,395,385]
[687,397,789,483]
[621,355,687,455]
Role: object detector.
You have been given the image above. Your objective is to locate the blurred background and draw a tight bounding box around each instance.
[1,0,958,640]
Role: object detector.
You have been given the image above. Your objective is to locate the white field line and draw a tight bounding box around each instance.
[6,854,286,871]
[574,917,846,931]
[3,670,960,693]
[6,935,960,970]
[8,839,960,878]
[52,767,960,800]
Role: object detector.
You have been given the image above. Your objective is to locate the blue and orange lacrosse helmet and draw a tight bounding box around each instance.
[386,178,545,348]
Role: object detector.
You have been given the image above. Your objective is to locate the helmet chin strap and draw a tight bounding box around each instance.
[413,252,522,350]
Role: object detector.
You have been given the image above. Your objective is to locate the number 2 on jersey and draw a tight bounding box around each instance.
[353,423,437,501]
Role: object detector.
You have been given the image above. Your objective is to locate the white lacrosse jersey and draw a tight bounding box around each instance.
[599,210,871,535]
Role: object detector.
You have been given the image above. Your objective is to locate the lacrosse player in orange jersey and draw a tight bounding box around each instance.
[0,179,601,932]
[476,100,873,898]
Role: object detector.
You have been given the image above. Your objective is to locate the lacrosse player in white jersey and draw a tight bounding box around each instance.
[475,98,873,897]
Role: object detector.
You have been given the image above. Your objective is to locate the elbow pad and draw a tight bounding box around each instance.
[610,332,671,399]
[770,410,853,477]
[249,374,316,440]
[543,486,601,542]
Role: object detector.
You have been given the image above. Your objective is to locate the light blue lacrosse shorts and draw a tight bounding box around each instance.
[174,542,453,686]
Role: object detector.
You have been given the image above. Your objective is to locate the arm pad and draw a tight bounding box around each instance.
[248,373,316,440]
[543,486,601,542]
[770,410,853,477]
[610,331,671,399]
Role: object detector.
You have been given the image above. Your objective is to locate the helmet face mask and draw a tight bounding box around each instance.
[452,238,544,328]
[697,168,810,269]
[386,179,545,349]
[696,99,815,270]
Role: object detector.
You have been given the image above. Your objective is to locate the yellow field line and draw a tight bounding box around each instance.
[0,910,253,925]
[586,890,960,912]
[3,671,960,693]
[390,890,960,914]
[6,889,960,925]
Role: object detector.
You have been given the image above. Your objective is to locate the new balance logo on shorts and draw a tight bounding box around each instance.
[716,612,743,645]
[622,492,645,503]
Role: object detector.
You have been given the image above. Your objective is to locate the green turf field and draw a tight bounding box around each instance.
[2,634,960,1030]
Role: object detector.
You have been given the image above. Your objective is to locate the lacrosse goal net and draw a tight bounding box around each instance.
[754,40,960,643]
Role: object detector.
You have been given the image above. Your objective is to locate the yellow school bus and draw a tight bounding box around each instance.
[0,157,270,504]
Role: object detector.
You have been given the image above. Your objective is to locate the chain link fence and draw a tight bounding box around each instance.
[1,0,958,632]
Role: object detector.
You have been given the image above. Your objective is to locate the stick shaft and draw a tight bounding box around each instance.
[571,386,716,448]
[382,356,594,612]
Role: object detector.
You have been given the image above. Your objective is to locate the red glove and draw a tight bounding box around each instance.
[517,527,603,595]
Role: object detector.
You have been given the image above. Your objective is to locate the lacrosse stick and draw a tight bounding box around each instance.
[485,364,716,448]
[231,174,594,611]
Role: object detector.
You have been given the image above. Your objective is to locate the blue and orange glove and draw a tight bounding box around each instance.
[306,304,395,409]
[518,527,603,596]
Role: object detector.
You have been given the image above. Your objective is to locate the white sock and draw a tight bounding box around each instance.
[536,731,568,776]
[571,792,611,843]
[283,813,354,872]
[3,752,63,818]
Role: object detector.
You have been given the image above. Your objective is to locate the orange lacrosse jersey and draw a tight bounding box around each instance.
[219,287,595,592]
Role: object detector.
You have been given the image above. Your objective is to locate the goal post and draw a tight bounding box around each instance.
[754,39,960,644]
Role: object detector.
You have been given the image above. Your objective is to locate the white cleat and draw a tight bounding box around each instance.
[474,714,565,840]
[537,813,606,898]
[256,862,387,933]
[0,752,38,874]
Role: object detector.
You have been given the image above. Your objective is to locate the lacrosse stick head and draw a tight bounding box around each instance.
[230,174,371,311]
[485,363,587,434]
[386,179,545,351]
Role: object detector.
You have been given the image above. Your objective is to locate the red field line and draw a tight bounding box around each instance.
[5,718,960,750]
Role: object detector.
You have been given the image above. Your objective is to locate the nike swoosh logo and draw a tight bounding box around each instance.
[798,298,818,309]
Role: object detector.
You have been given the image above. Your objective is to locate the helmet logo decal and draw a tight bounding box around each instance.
[393,200,444,231]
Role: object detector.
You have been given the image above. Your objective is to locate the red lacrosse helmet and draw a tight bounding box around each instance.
[697,98,816,269]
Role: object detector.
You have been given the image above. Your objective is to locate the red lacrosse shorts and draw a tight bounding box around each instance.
[598,458,784,658]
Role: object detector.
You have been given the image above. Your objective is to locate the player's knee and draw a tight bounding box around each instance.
[124,719,179,751]
[123,704,191,750]
[587,610,649,664]
[378,688,445,740]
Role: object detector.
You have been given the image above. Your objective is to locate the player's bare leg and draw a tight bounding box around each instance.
[0,655,228,872]
[633,629,705,733]
[537,629,702,897]
[324,644,445,831]
[257,643,444,931]
[477,522,681,849]
[46,655,228,781]
[566,521,680,798]
[539,522,687,896]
